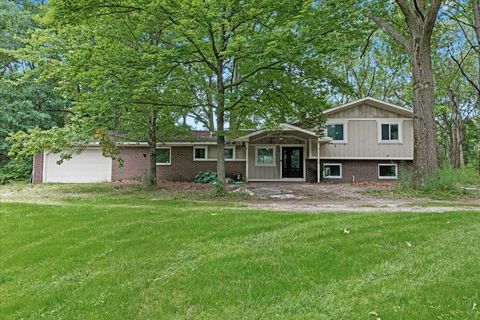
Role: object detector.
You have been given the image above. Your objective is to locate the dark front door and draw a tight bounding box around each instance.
[282,147,304,178]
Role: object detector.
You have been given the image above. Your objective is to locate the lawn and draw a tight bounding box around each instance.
[1,184,479,319]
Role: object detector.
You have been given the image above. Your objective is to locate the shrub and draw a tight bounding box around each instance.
[0,158,32,184]
[194,171,217,184]
[394,166,480,199]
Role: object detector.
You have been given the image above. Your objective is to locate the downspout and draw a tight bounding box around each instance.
[317,140,321,183]
[245,141,249,182]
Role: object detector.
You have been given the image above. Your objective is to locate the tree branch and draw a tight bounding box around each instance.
[365,13,412,52]
[423,0,442,38]
[450,52,480,95]
[224,61,283,90]
[395,0,415,23]
[413,0,425,20]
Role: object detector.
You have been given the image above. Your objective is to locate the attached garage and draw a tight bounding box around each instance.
[42,148,112,183]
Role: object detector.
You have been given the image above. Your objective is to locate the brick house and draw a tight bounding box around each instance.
[33,97,414,183]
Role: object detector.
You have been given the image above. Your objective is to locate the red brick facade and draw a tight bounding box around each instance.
[156,146,246,181]
[111,146,246,182]
[306,159,413,183]
[111,147,151,181]
[32,147,412,184]
[32,153,44,183]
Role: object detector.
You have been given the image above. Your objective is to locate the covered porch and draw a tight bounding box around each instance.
[235,124,331,182]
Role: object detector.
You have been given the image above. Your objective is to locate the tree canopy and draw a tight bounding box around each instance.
[2,0,479,186]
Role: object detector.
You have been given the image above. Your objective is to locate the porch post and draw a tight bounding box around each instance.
[317,140,320,183]
[245,141,249,182]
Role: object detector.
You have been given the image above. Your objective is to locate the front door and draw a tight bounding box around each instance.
[282,147,303,179]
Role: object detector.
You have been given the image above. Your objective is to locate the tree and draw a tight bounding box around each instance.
[32,0,359,192]
[332,32,412,106]
[365,0,442,185]
[7,0,192,186]
[423,0,479,170]
[149,0,362,192]
[0,0,65,181]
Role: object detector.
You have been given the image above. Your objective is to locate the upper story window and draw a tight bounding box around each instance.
[224,147,235,160]
[325,121,347,143]
[255,146,275,166]
[193,146,208,160]
[378,121,402,143]
[156,147,171,165]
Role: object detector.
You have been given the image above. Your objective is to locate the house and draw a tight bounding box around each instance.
[32,97,414,183]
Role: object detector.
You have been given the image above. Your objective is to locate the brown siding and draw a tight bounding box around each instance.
[308,120,414,159]
[247,145,282,180]
[32,153,44,183]
[328,103,406,118]
[306,159,413,183]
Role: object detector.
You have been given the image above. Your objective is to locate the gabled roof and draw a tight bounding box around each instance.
[235,123,326,142]
[323,97,413,118]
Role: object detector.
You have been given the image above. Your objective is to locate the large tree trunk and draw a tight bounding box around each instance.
[366,0,442,186]
[148,110,158,187]
[411,45,440,182]
[216,61,226,194]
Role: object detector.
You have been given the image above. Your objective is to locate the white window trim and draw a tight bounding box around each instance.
[155,147,171,166]
[224,146,236,161]
[378,164,398,180]
[377,120,403,144]
[325,120,348,143]
[255,145,276,167]
[323,163,342,179]
[193,146,208,161]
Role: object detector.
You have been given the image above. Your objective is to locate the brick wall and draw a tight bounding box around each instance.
[111,147,150,181]
[32,153,44,183]
[112,146,246,182]
[34,146,410,184]
[157,146,246,181]
[306,159,413,183]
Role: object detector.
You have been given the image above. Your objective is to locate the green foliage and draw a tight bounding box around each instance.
[194,171,218,184]
[0,158,32,184]
[0,0,66,181]
[213,178,225,195]
[394,167,480,199]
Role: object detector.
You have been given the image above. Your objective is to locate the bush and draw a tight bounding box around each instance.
[395,166,480,199]
[194,171,217,184]
[0,158,32,184]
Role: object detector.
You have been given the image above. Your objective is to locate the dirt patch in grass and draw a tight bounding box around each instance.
[235,182,480,213]
[1,181,479,213]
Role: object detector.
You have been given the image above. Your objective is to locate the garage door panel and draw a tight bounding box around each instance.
[44,149,112,183]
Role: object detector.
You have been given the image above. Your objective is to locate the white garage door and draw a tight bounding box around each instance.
[43,148,112,183]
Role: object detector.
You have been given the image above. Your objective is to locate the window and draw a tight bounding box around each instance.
[325,121,347,143]
[224,147,235,160]
[378,164,398,179]
[323,163,342,179]
[194,147,207,160]
[256,146,275,166]
[156,148,171,165]
[379,122,401,143]
[326,124,344,141]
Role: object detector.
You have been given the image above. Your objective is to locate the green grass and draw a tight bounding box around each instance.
[1,185,480,319]
[365,167,480,200]
[405,201,480,208]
